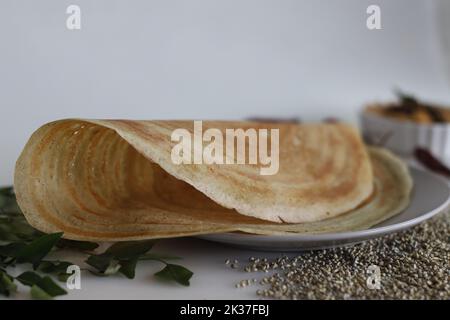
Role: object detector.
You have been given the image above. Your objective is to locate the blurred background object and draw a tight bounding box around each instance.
[361,91,450,167]
[1,0,450,183]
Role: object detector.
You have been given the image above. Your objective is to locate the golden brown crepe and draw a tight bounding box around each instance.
[14,119,411,241]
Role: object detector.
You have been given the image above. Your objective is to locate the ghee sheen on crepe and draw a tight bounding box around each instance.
[13,120,411,241]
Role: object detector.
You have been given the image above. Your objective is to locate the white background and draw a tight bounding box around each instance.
[1,0,450,184]
[1,0,450,299]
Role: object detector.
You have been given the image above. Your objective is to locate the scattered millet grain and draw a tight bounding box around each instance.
[231,211,449,299]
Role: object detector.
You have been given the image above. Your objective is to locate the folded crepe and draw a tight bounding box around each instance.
[14,119,412,241]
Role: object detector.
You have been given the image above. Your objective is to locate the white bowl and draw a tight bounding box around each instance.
[360,111,450,167]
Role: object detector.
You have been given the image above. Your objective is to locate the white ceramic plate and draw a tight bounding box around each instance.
[197,167,450,251]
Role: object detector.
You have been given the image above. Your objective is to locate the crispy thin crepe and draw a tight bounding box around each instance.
[14,120,411,241]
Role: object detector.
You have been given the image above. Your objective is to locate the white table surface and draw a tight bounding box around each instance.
[4,237,288,300]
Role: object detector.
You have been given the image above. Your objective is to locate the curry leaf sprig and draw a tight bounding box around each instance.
[85,241,192,285]
[0,186,194,299]
[0,232,68,299]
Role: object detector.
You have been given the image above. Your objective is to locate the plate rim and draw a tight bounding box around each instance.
[197,166,450,243]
